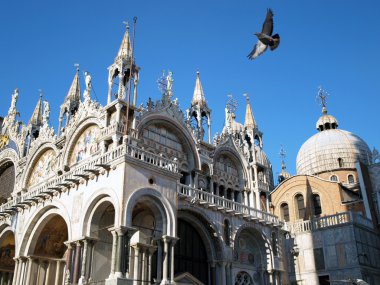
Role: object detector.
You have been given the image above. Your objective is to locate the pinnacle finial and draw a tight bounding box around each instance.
[317,86,328,114]
[279,145,287,169]
[74,63,80,72]
[38,89,43,98]
[123,21,129,30]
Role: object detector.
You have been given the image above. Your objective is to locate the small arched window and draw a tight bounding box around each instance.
[348,174,355,184]
[330,175,338,182]
[313,194,322,216]
[280,203,290,222]
[338,158,343,168]
[295,194,306,220]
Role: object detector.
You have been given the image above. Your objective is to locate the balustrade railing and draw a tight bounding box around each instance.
[100,122,125,138]
[177,184,281,225]
[284,211,374,233]
[0,142,179,215]
[126,145,178,173]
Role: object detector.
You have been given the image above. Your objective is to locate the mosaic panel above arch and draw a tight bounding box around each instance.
[234,231,262,266]
[69,125,100,166]
[27,149,57,188]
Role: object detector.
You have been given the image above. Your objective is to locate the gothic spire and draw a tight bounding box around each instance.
[29,92,43,126]
[191,71,207,107]
[115,22,132,61]
[244,94,257,129]
[64,66,81,105]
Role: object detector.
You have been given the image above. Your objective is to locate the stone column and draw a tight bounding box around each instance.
[155,238,163,283]
[118,73,124,99]
[132,74,139,106]
[132,245,140,285]
[115,228,127,278]
[169,238,179,283]
[208,262,216,285]
[140,248,146,284]
[55,260,63,285]
[147,247,155,284]
[24,257,36,285]
[218,262,226,285]
[78,239,88,284]
[45,260,53,284]
[64,242,73,280]
[194,171,199,189]
[73,241,82,284]
[108,229,118,278]
[161,236,170,284]
[124,228,137,278]
[225,262,230,285]
[11,258,19,285]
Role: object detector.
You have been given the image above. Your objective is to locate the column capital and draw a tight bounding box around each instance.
[108,226,137,236]
[161,235,178,244]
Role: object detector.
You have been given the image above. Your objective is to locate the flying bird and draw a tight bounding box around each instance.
[247,8,281,60]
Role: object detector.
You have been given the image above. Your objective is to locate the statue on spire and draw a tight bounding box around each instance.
[42,100,50,127]
[83,71,92,103]
[317,86,329,114]
[9,88,19,115]
[166,71,174,98]
[279,145,286,170]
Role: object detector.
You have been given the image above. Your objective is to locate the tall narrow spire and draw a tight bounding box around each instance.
[29,93,43,126]
[65,66,81,104]
[191,71,207,107]
[116,22,132,61]
[244,94,257,129]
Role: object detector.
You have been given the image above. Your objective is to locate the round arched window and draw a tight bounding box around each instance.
[330,175,338,182]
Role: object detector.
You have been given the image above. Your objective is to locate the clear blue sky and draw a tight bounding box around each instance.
[1,1,379,179]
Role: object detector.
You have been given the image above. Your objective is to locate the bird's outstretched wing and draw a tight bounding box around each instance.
[261,8,274,36]
[247,40,268,60]
[270,34,280,50]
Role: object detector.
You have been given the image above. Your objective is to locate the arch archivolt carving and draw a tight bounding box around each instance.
[213,146,246,189]
[62,118,103,167]
[80,189,120,236]
[125,188,176,237]
[137,114,200,171]
[18,203,71,256]
[21,143,59,189]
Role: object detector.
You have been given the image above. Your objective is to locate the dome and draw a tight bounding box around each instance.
[296,129,372,175]
[255,145,271,168]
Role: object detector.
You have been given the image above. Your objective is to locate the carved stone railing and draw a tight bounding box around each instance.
[0,143,179,216]
[177,184,281,226]
[126,145,178,173]
[284,211,374,234]
[100,122,125,139]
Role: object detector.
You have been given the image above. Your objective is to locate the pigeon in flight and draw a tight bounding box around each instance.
[247,9,281,60]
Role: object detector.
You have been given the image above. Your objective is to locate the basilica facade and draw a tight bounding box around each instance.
[0,26,284,285]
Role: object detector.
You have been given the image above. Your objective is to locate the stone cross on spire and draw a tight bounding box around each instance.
[279,145,286,169]
[317,86,328,114]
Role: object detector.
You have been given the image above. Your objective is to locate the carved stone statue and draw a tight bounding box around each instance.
[166,71,173,97]
[43,100,50,126]
[84,71,92,102]
[9,88,19,114]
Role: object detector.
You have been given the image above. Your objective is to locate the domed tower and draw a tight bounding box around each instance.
[296,87,372,186]
[187,71,211,143]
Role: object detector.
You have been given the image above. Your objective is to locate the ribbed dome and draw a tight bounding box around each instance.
[296,129,372,175]
[255,145,271,168]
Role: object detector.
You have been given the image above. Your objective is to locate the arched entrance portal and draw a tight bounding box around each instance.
[88,201,115,282]
[28,215,68,285]
[0,230,15,284]
[175,219,209,284]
